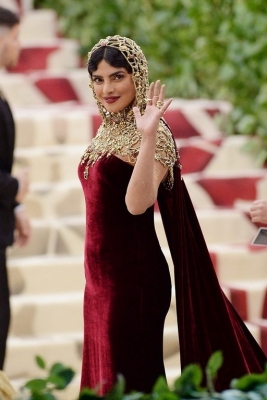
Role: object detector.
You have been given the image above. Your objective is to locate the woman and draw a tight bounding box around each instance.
[79,35,266,395]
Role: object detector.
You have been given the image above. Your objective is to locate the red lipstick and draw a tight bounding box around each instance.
[104,96,120,104]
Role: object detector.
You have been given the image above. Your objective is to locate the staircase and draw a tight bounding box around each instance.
[1,1,267,398]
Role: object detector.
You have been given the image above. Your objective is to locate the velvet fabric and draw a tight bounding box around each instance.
[78,155,172,394]
[158,163,267,391]
[79,152,267,395]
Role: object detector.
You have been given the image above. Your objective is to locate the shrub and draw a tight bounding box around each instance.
[13,351,267,400]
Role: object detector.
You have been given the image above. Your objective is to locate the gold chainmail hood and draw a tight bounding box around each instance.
[81,35,177,184]
[88,35,149,119]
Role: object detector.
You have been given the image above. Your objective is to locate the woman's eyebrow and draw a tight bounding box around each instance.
[92,70,126,78]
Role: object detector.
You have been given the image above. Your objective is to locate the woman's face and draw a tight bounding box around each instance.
[91,59,136,113]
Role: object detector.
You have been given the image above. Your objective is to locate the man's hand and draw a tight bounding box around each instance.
[14,208,31,246]
[250,200,267,224]
[15,168,30,203]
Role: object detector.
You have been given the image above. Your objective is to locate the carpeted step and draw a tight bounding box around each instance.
[209,244,267,282]
[155,208,257,247]
[222,280,267,322]
[6,333,82,380]
[184,171,267,209]
[20,9,58,42]
[9,39,80,73]
[0,0,33,15]
[8,255,84,296]
[1,72,94,106]
[204,136,263,174]
[245,320,267,356]
[14,146,85,184]
[8,218,85,258]
[23,182,85,219]
[10,292,83,337]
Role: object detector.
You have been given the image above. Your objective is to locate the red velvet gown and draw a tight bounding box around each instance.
[79,151,267,395]
[78,154,172,394]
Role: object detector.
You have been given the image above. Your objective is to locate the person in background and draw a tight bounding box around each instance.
[0,6,31,370]
[250,200,267,224]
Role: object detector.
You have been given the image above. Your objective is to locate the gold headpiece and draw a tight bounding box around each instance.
[81,35,177,184]
[87,35,149,117]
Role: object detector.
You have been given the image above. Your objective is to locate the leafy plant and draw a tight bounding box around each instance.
[19,355,75,400]
[15,351,267,400]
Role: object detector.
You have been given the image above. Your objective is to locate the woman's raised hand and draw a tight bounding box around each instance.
[132,80,172,138]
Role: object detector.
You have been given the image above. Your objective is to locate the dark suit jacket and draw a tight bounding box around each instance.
[0,91,19,249]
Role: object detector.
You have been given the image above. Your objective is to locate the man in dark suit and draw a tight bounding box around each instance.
[0,6,31,369]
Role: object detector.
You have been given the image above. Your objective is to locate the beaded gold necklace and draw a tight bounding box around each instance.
[81,106,142,179]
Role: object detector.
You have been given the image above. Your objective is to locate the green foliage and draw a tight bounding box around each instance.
[17,352,267,400]
[205,350,223,395]
[21,355,75,400]
[33,0,267,161]
[173,364,203,397]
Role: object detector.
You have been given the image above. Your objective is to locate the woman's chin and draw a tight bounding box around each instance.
[103,104,124,113]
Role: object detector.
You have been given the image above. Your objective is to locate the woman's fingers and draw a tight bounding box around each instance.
[145,80,172,113]
[158,83,165,102]
[160,98,173,114]
[147,80,166,104]
[132,106,141,119]
[146,82,154,104]
[152,80,160,102]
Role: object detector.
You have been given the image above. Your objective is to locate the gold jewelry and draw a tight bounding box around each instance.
[88,35,148,115]
[145,98,152,102]
[81,118,178,185]
[81,106,141,179]
[82,35,179,188]
[156,100,164,108]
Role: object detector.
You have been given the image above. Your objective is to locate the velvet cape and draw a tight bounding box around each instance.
[158,163,267,391]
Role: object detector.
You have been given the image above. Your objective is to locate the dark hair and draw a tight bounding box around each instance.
[0,7,20,29]
[88,46,132,76]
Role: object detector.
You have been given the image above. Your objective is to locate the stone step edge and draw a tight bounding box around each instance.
[8,331,83,346]
[9,253,83,267]
[11,291,83,305]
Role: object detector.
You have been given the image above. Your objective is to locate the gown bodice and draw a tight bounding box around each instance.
[78,154,167,286]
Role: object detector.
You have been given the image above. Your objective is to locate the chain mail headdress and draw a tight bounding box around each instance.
[87,35,149,118]
[81,35,177,185]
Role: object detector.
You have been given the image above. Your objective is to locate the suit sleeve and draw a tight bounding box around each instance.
[0,170,19,208]
[0,96,19,208]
